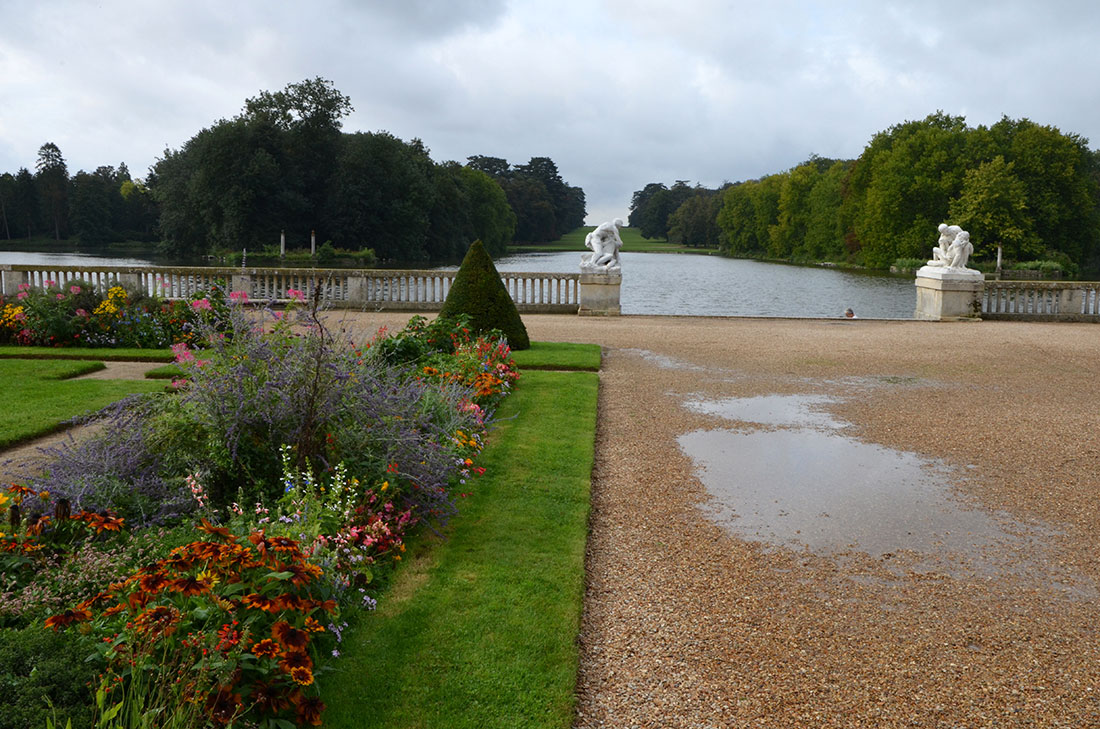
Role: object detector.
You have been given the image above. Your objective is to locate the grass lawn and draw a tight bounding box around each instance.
[511,341,601,371]
[321,362,598,728]
[508,225,718,255]
[0,359,165,448]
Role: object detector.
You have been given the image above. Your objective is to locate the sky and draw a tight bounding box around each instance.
[3,0,1100,225]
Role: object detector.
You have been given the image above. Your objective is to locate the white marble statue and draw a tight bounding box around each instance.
[929,223,961,267]
[581,218,625,271]
[926,223,976,272]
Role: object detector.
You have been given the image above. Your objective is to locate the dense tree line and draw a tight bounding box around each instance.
[0,144,158,246]
[466,155,586,242]
[1,79,585,263]
[630,113,1100,272]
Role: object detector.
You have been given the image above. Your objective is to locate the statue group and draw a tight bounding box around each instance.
[927,223,976,272]
[581,218,625,271]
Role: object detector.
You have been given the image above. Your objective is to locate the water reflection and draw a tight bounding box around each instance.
[677,393,1084,589]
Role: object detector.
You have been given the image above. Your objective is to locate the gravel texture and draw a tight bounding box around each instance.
[336,312,1100,728]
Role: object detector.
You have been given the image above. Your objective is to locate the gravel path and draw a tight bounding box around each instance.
[338,312,1100,727]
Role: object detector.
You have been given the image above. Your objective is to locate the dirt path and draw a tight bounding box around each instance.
[340,312,1100,727]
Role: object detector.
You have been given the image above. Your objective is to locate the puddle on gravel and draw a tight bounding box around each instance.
[678,394,1088,591]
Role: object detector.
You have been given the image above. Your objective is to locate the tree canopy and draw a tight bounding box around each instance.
[636,112,1100,273]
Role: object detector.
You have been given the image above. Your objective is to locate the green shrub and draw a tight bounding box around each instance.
[439,240,530,350]
[0,625,97,729]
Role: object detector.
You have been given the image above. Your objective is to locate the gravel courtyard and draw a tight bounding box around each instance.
[342,312,1100,728]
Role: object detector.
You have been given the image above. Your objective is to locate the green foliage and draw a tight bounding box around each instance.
[468,155,585,245]
[439,240,530,350]
[708,112,1100,271]
[0,625,96,729]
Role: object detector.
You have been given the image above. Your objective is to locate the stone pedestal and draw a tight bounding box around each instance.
[578,270,621,316]
[914,266,984,321]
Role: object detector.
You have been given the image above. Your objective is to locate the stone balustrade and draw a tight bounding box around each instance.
[0,264,582,313]
[981,280,1100,321]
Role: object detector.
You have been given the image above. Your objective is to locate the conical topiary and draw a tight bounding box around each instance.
[439,239,530,350]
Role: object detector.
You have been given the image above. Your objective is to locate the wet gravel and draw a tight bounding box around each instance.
[339,312,1100,728]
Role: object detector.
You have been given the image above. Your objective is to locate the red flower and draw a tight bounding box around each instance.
[196,518,234,541]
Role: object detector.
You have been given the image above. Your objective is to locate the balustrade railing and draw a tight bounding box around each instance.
[981,280,1100,321]
[0,264,580,313]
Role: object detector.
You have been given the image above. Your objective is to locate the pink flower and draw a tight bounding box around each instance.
[16,291,27,300]
[190,298,213,311]
[44,280,56,287]
[75,309,89,317]
[286,288,306,302]
[70,285,81,295]
[17,283,31,291]
[56,293,65,300]
[171,342,196,363]
[228,290,249,304]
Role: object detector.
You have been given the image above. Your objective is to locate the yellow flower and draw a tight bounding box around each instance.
[380,481,388,491]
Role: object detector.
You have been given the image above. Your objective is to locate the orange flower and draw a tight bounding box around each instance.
[138,573,172,594]
[289,665,315,686]
[248,680,290,714]
[268,536,300,553]
[295,695,325,726]
[304,616,325,633]
[44,607,92,630]
[168,575,212,596]
[242,592,282,612]
[196,518,234,541]
[251,638,281,658]
[279,649,313,674]
[272,621,310,650]
[132,605,180,638]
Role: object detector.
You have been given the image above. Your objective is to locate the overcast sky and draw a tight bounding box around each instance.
[3,0,1100,225]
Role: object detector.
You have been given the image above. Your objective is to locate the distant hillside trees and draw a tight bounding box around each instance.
[632,112,1100,272]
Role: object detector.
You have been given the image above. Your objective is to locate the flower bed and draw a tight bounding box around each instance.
[0,279,224,348]
[0,297,519,728]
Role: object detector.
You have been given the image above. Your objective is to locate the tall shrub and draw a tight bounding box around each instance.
[438,240,530,350]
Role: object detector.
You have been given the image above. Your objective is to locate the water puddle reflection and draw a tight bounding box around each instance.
[678,393,1089,593]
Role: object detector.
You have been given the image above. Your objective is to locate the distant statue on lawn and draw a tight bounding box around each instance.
[927,223,976,272]
[582,218,625,271]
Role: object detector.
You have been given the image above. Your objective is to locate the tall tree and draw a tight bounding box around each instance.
[35,142,69,240]
[0,172,13,239]
[947,155,1038,261]
[12,168,38,239]
[70,171,113,246]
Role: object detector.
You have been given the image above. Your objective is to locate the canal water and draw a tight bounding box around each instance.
[1,249,917,318]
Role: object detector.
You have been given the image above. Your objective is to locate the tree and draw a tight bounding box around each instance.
[70,171,113,246]
[0,173,13,239]
[324,131,435,260]
[459,166,516,257]
[12,168,38,239]
[667,189,722,248]
[466,155,511,179]
[948,155,1038,261]
[35,142,69,240]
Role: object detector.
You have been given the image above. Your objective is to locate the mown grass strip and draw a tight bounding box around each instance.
[322,368,598,728]
[508,225,716,254]
[512,341,601,371]
[0,359,165,448]
[0,345,174,362]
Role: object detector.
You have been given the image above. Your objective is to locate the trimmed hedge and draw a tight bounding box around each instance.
[440,240,530,350]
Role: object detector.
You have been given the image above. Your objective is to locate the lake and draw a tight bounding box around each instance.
[1,249,917,319]
[481,251,916,319]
